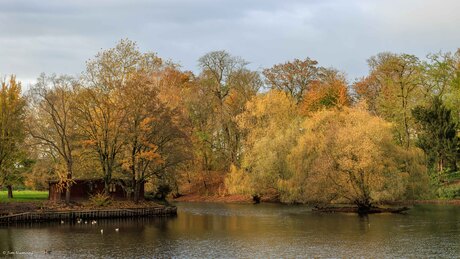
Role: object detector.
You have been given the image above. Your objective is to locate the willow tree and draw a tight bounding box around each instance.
[28,74,79,204]
[231,90,301,199]
[0,76,26,198]
[286,106,427,210]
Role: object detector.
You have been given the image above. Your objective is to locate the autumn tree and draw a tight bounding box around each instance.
[354,53,424,148]
[263,58,320,103]
[186,76,219,176]
[196,51,259,168]
[286,106,428,210]
[198,51,248,103]
[231,90,301,199]
[0,76,26,198]
[27,74,79,203]
[121,71,190,202]
[154,67,194,195]
[188,50,260,191]
[300,69,350,114]
[75,39,162,194]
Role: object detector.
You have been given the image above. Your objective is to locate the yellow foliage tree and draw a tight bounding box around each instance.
[231,90,301,198]
[75,39,162,194]
[287,105,428,209]
[28,74,78,204]
[0,76,26,198]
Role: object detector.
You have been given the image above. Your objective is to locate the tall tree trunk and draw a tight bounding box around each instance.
[401,89,410,150]
[132,176,137,202]
[65,167,72,204]
[202,154,209,191]
[134,181,140,204]
[65,186,71,204]
[131,144,136,201]
[104,164,112,195]
[355,199,372,213]
[104,175,110,196]
[7,185,13,199]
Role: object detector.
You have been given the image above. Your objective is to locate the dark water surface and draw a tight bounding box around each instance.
[1,203,459,258]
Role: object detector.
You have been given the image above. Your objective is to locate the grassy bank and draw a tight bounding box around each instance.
[0,190,48,202]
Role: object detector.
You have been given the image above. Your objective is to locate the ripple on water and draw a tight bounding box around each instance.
[1,203,459,258]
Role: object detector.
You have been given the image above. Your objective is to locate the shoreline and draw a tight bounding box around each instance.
[172,194,253,203]
[172,194,460,206]
[397,199,460,205]
[0,200,168,216]
[0,206,177,224]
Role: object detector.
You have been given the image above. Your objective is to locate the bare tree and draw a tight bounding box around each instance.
[28,74,78,204]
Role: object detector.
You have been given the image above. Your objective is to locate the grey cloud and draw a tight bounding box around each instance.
[0,0,459,86]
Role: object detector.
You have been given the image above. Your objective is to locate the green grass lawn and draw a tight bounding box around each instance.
[0,190,48,202]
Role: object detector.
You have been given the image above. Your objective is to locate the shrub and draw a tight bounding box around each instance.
[89,192,112,207]
[155,184,172,200]
[225,164,254,195]
[437,185,460,199]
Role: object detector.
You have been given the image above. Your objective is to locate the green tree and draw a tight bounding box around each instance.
[423,49,460,122]
[412,97,459,179]
[354,53,424,148]
[0,76,26,198]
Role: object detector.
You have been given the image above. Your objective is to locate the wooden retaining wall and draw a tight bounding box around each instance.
[0,206,176,224]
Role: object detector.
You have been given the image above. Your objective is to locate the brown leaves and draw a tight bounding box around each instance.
[263,58,320,103]
[300,73,350,114]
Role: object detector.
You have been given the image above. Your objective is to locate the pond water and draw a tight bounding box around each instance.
[1,202,459,258]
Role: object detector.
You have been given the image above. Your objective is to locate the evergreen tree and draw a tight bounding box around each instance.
[412,97,459,178]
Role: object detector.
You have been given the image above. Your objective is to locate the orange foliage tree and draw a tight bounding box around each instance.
[300,70,350,114]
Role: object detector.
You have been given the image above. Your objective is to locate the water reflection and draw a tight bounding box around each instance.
[1,203,459,258]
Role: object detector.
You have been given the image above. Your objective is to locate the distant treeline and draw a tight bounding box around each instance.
[1,39,459,207]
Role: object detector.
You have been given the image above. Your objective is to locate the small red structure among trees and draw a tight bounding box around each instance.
[48,179,144,201]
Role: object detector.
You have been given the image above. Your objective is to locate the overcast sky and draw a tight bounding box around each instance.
[1,0,459,87]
